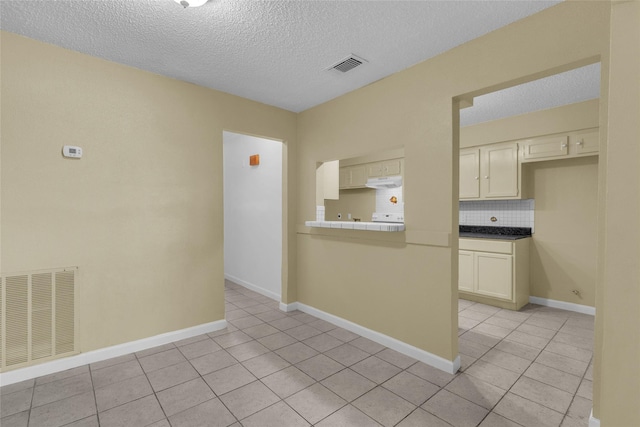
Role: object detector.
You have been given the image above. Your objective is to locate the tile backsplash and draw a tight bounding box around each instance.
[460,199,535,230]
[375,186,404,215]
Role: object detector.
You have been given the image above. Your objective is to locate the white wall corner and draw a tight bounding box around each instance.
[279,301,300,312]
[529,296,596,316]
[0,319,227,387]
[295,302,459,374]
[589,409,601,427]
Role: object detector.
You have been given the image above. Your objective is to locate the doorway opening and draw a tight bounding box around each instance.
[223,131,283,300]
[453,62,600,410]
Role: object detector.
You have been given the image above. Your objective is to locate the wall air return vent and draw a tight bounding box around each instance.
[1,267,78,372]
[327,54,367,73]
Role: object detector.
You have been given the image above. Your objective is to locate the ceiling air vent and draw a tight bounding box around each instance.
[327,55,367,73]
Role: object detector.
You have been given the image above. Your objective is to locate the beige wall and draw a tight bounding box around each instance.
[461,100,600,308]
[593,1,640,424]
[525,157,598,307]
[325,188,375,223]
[0,32,297,354]
[297,2,610,362]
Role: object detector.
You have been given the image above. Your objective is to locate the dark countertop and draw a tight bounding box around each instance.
[459,226,532,240]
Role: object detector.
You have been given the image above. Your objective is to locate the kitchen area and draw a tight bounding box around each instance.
[306,98,599,315]
[456,98,599,314]
[306,147,406,232]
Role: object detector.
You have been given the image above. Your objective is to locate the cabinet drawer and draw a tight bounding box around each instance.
[459,238,512,254]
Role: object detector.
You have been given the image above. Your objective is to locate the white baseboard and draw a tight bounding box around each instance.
[529,296,595,316]
[280,301,459,374]
[589,409,600,427]
[225,273,280,301]
[279,301,300,312]
[0,319,227,387]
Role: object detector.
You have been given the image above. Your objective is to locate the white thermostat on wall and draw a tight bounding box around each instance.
[62,145,83,159]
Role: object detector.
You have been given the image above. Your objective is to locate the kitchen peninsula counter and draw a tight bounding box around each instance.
[305,220,405,232]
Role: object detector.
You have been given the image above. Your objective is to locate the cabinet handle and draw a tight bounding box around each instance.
[576,140,584,146]
[561,144,567,149]
[474,176,479,180]
[484,176,489,179]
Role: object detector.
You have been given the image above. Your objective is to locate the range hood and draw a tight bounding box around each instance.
[365,175,402,189]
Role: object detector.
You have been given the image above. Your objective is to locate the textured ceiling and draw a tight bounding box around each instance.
[460,63,601,127]
[0,0,599,124]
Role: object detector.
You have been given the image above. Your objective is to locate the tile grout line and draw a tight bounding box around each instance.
[135,349,170,427]
[88,363,99,426]
[27,377,35,427]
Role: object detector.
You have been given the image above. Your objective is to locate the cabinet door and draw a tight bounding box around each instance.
[382,159,402,176]
[340,166,367,188]
[475,253,513,300]
[350,165,367,188]
[458,250,475,292]
[367,162,384,178]
[339,168,350,189]
[459,149,480,199]
[481,143,519,198]
[521,136,569,161]
[571,129,599,155]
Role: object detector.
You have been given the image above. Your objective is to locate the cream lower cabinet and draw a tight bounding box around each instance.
[459,238,530,310]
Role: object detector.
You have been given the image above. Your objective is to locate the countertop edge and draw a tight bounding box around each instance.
[459,233,532,241]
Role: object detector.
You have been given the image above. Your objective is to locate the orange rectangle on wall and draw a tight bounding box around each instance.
[249,154,260,166]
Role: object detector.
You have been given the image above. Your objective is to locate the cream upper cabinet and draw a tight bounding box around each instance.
[520,128,599,163]
[339,165,367,189]
[382,159,402,176]
[571,129,599,155]
[459,149,480,199]
[366,159,403,179]
[481,142,519,199]
[458,238,530,310]
[460,142,520,200]
[367,162,384,178]
[521,135,569,160]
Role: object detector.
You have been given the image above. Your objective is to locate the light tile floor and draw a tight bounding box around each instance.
[1,281,594,426]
